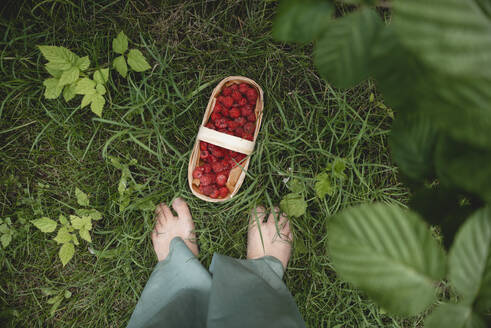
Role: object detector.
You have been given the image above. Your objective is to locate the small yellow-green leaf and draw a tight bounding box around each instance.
[0,223,9,234]
[58,66,79,87]
[90,94,105,117]
[75,208,102,221]
[1,234,12,248]
[75,78,96,95]
[72,233,79,246]
[64,290,72,299]
[38,46,77,66]
[113,55,128,78]
[75,187,89,206]
[47,294,63,305]
[63,82,77,102]
[331,158,347,180]
[81,94,93,108]
[70,215,84,230]
[79,228,91,243]
[289,179,305,193]
[315,172,334,198]
[76,56,90,70]
[127,49,151,72]
[112,31,129,54]
[280,193,307,218]
[96,84,106,95]
[45,66,63,78]
[32,217,57,233]
[93,68,109,85]
[43,78,63,99]
[53,227,72,244]
[59,242,75,266]
[59,215,68,226]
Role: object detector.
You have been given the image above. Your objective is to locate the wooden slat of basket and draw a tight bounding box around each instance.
[197,126,255,155]
[188,76,264,202]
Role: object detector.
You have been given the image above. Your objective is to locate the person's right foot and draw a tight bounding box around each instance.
[247,206,292,270]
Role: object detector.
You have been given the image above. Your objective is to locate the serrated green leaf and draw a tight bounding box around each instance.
[76,56,90,70]
[314,172,334,198]
[70,215,84,230]
[112,31,128,54]
[449,207,491,312]
[314,8,383,89]
[75,187,89,206]
[59,242,75,266]
[45,66,62,78]
[62,82,77,102]
[96,84,106,95]
[75,209,102,221]
[289,179,305,193]
[72,233,79,246]
[32,217,57,233]
[280,193,307,218]
[90,94,105,117]
[390,112,439,182]
[331,158,347,180]
[38,45,77,66]
[424,303,486,328]
[1,234,12,248]
[58,66,79,87]
[79,228,91,243]
[127,49,151,72]
[327,203,446,316]
[272,0,333,43]
[59,215,68,226]
[0,223,9,234]
[113,55,127,78]
[81,94,93,108]
[53,227,72,244]
[75,78,96,95]
[45,61,71,71]
[393,0,491,79]
[93,68,109,84]
[43,78,63,99]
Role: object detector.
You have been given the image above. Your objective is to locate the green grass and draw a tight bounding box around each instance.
[0,1,418,327]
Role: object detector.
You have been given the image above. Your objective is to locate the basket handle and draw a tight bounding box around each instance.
[197,126,254,155]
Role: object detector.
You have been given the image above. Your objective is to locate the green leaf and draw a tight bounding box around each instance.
[75,187,89,206]
[64,290,72,299]
[327,203,446,316]
[272,0,333,43]
[62,82,77,102]
[40,287,57,296]
[393,0,491,79]
[45,66,62,78]
[59,215,69,226]
[79,228,91,243]
[314,172,334,198]
[48,294,63,317]
[96,84,106,95]
[53,227,72,244]
[289,179,305,193]
[1,234,12,248]
[81,94,93,108]
[112,31,128,54]
[75,78,96,95]
[280,193,307,218]
[32,217,57,233]
[76,56,90,71]
[43,78,63,99]
[424,303,486,328]
[113,55,128,78]
[331,158,347,180]
[90,94,105,117]
[75,209,102,221]
[93,68,109,85]
[38,45,76,70]
[0,223,9,234]
[70,215,84,230]
[58,66,79,87]
[314,8,383,89]
[59,242,75,266]
[449,207,491,312]
[435,137,491,203]
[390,112,439,182]
[127,49,151,72]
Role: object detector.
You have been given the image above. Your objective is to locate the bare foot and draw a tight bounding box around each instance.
[151,197,199,261]
[247,206,293,270]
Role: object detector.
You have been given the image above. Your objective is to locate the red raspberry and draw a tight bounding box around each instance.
[232,91,242,102]
[200,150,209,160]
[243,133,253,141]
[218,187,229,198]
[240,106,252,117]
[212,161,225,173]
[206,122,215,129]
[221,107,230,117]
[222,87,232,96]
[208,155,219,163]
[247,113,256,122]
[246,88,258,103]
[216,173,227,186]
[229,107,240,118]
[211,147,225,158]
[244,122,255,135]
[222,96,234,108]
[238,97,248,106]
[227,120,239,131]
[200,141,208,151]
[215,118,228,129]
[230,84,239,91]
[211,111,222,122]
[200,184,215,196]
[210,188,219,199]
[214,103,224,113]
[235,117,247,126]
[235,127,244,138]
[192,167,203,179]
[200,174,214,186]
[238,83,249,94]
[236,153,246,162]
[203,163,212,173]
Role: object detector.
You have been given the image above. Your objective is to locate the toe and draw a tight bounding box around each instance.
[249,206,267,228]
[172,197,192,220]
[155,204,167,225]
[267,207,281,225]
[161,204,175,220]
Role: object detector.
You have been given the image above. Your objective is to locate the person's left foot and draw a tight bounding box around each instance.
[152,197,199,261]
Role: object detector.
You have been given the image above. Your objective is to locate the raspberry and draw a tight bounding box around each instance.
[203,163,212,173]
[210,188,219,199]
[218,187,229,198]
[222,96,234,108]
[221,107,230,117]
[217,95,225,104]
[243,133,253,141]
[211,111,222,122]
[232,91,242,102]
[206,122,214,129]
[238,97,248,106]
[246,88,258,103]
[214,103,224,113]
[208,155,219,163]
[216,173,227,186]
[235,117,247,126]
[240,106,252,117]
[244,122,255,135]
[200,174,214,186]
[211,147,225,158]
[247,113,256,122]
[200,141,208,151]
[222,87,232,96]
[229,107,240,118]
[192,167,203,179]
[212,161,225,173]
[230,84,239,91]
[200,184,215,196]
[227,120,240,130]
[235,127,244,138]
[215,118,228,129]
[238,83,249,94]
[200,150,209,160]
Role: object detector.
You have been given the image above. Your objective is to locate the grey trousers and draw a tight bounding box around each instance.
[127,237,305,328]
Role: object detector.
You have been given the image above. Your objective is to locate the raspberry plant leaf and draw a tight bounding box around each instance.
[90,94,105,117]
[53,227,72,244]
[272,0,333,43]
[76,56,90,70]
[314,172,333,198]
[79,228,91,243]
[75,188,89,207]
[38,45,77,70]
[127,49,151,72]
[424,303,487,328]
[1,234,12,248]
[59,242,75,266]
[448,207,491,312]
[58,66,79,87]
[113,55,128,78]
[43,78,63,99]
[280,193,307,218]
[75,78,96,95]
[45,66,62,78]
[62,82,77,102]
[112,31,128,54]
[93,68,109,85]
[32,217,57,233]
[327,203,446,316]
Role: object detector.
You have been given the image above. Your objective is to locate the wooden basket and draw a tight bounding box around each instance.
[188,76,264,202]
